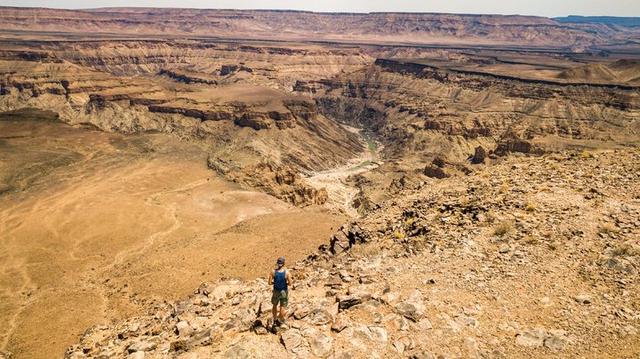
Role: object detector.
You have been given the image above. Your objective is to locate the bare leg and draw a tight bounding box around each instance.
[279,305,287,322]
[272,304,278,324]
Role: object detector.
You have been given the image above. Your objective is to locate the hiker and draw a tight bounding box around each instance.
[269,256,292,327]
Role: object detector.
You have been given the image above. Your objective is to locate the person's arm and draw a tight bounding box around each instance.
[268,270,274,285]
[286,270,292,287]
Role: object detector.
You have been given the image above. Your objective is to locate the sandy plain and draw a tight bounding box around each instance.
[0,110,345,358]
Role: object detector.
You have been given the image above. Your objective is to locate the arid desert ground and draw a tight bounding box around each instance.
[0,7,639,359]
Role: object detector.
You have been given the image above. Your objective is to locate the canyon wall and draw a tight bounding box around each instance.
[1,7,640,48]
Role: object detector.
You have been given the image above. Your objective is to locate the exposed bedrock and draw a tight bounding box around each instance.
[0,50,366,207]
[315,96,386,133]
[207,158,328,206]
[299,60,640,164]
[2,40,640,208]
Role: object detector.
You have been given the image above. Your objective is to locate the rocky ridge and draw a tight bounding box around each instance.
[2,8,640,48]
[64,149,640,358]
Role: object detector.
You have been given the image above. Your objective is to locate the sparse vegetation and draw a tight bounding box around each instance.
[580,150,594,158]
[493,221,514,236]
[611,242,640,257]
[350,241,383,257]
[393,230,406,239]
[350,160,374,171]
[366,138,377,157]
[5,7,640,359]
[525,200,538,212]
[598,223,620,235]
[485,210,497,224]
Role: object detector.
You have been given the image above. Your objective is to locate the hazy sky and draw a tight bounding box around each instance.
[1,0,639,18]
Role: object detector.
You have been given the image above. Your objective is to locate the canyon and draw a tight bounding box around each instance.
[0,6,639,359]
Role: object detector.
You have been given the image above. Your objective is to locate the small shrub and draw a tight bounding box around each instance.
[523,235,538,245]
[598,223,619,235]
[485,210,497,224]
[611,243,639,257]
[493,221,513,236]
[524,200,537,212]
[351,242,383,257]
[580,150,593,159]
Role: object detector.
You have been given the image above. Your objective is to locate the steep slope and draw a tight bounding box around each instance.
[307,59,640,164]
[65,149,640,358]
[558,60,640,85]
[0,41,373,205]
[0,114,351,359]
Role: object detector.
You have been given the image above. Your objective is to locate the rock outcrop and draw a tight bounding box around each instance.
[207,158,329,206]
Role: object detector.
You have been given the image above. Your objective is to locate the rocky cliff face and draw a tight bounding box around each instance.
[4,38,638,207]
[307,59,640,166]
[0,40,370,205]
[1,7,639,48]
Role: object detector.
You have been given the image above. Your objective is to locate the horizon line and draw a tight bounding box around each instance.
[1,5,639,19]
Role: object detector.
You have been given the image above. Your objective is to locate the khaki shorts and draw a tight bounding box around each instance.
[272,289,288,307]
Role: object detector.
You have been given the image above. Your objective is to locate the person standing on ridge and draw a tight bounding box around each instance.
[269,256,292,328]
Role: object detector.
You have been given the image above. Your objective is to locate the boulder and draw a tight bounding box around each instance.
[395,302,424,322]
[574,294,592,304]
[516,327,568,350]
[309,333,333,358]
[544,330,569,350]
[338,295,363,310]
[128,352,145,359]
[395,290,426,322]
[424,165,448,179]
[175,321,193,337]
[471,146,487,164]
[127,339,158,353]
[280,329,310,356]
[329,224,369,254]
[331,315,349,332]
[307,308,333,325]
[515,328,546,347]
[368,326,388,344]
[294,305,311,320]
